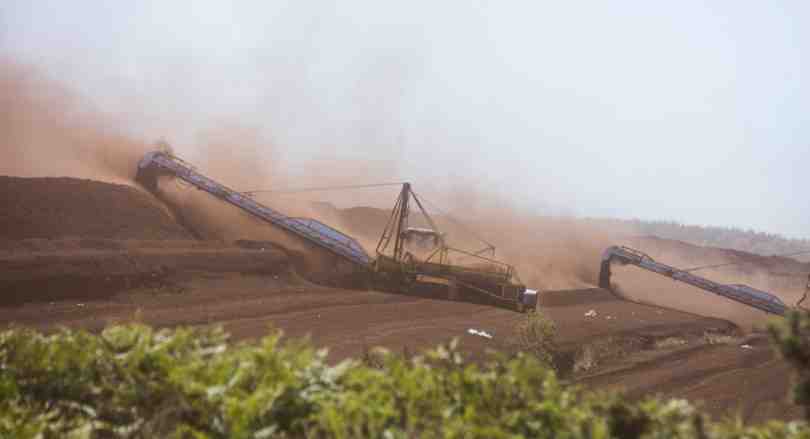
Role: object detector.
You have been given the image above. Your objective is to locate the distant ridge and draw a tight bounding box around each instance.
[585,217,810,261]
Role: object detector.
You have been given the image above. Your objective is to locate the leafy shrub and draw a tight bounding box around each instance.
[0,323,808,438]
[703,331,738,345]
[514,310,558,368]
[573,336,623,374]
[770,310,810,420]
[0,325,326,438]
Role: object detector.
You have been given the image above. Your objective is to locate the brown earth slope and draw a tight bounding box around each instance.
[0,176,192,240]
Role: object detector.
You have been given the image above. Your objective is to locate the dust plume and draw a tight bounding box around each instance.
[406,183,612,291]
[0,57,616,290]
[150,126,367,241]
[154,175,307,250]
[190,124,284,192]
[338,183,618,291]
[0,60,151,183]
[460,202,614,291]
[6,58,800,311]
[0,59,367,257]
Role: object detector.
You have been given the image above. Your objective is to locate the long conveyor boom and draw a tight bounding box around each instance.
[136,151,372,268]
[599,245,787,316]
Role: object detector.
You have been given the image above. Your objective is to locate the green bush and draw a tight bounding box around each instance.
[1,323,808,438]
[770,310,810,421]
[514,310,558,369]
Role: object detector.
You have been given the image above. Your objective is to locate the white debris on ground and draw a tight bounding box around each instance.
[467,328,493,339]
[584,309,597,318]
[740,344,753,350]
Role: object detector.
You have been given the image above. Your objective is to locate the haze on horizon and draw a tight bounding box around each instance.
[2,1,808,239]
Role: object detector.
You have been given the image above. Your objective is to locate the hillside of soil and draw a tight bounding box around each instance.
[0,176,193,240]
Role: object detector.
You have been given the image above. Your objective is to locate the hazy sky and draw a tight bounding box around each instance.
[2,1,808,238]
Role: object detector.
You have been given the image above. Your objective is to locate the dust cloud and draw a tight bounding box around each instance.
[152,127,371,247]
[0,58,617,290]
[337,184,618,291]
[459,205,615,291]
[0,60,151,184]
[412,184,616,291]
[3,58,803,315]
[0,58,362,259]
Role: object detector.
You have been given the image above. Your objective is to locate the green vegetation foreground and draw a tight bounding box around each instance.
[2,311,810,438]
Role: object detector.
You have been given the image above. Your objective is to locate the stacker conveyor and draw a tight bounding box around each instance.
[135,151,372,268]
[599,245,787,316]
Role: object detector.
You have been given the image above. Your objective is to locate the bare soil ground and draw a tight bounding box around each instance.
[0,176,802,423]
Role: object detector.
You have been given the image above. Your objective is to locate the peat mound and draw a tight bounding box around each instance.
[0,176,192,240]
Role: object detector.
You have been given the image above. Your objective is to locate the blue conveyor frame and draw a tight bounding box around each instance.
[136,151,372,268]
[599,245,787,316]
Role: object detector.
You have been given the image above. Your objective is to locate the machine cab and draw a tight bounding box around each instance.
[401,227,444,250]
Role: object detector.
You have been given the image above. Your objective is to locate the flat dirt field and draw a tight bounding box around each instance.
[0,176,803,423]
